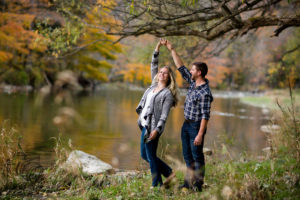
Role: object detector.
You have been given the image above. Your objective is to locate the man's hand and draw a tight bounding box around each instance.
[194,134,203,146]
[149,130,158,140]
[165,39,183,68]
[166,40,173,51]
[194,119,208,146]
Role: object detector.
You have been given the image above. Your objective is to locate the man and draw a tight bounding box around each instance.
[164,39,213,191]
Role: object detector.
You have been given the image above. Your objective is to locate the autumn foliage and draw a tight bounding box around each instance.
[0,0,122,87]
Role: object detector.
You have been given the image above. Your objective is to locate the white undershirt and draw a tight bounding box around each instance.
[140,89,157,127]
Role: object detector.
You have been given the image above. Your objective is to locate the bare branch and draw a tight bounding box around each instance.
[102,0,299,43]
[282,44,300,57]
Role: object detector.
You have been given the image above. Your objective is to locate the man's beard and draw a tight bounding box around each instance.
[191,74,196,81]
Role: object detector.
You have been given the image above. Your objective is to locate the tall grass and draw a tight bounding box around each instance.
[274,86,300,161]
[0,121,25,190]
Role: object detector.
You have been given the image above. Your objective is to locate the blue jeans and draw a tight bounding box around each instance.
[181,120,206,190]
[140,127,172,186]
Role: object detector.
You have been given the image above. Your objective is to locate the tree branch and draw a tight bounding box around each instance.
[103,0,299,42]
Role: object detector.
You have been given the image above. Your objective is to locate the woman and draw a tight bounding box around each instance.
[136,39,178,187]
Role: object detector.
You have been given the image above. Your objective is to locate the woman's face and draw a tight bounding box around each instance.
[158,67,170,83]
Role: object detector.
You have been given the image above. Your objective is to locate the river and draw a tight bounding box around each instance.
[0,88,270,170]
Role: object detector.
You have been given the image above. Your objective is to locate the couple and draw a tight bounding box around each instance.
[136,39,213,191]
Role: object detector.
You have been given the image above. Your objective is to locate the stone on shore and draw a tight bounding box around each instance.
[262,147,271,153]
[260,125,280,134]
[63,150,112,174]
[203,148,213,156]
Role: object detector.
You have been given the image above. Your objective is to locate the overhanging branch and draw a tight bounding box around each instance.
[105,0,299,40]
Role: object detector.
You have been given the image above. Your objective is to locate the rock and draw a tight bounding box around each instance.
[260,125,280,134]
[262,147,271,153]
[262,108,269,114]
[54,70,82,92]
[203,148,213,156]
[63,150,112,174]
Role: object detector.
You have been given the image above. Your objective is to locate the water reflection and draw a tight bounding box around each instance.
[0,89,268,170]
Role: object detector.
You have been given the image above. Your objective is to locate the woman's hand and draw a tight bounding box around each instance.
[155,40,161,52]
[155,38,167,52]
[149,130,158,140]
[160,38,167,45]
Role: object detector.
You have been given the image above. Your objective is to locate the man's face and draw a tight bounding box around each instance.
[190,65,201,80]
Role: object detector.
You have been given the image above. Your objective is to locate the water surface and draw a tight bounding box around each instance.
[0,89,269,170]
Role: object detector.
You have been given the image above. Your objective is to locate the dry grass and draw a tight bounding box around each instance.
[0,121,25,190]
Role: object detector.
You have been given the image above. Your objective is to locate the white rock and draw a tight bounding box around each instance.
[262,147,271,153]
[203,148,213,156]
[262,108,269,114]
[260,125,280,134]
[64,150,112,174]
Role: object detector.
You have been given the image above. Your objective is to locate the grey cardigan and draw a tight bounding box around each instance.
[136,51,174,135]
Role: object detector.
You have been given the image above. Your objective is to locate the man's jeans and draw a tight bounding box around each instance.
[140,127,172,186]
[181,120,206,190]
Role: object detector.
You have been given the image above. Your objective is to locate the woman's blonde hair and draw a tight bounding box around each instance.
[153,66,179,107]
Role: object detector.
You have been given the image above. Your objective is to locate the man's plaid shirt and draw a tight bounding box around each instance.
[178,66,213,121]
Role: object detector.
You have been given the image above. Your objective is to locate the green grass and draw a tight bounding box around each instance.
[1,145,299,200]
[241,96,277,109]
[240,89,300,110]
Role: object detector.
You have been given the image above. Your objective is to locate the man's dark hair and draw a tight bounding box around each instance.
[193,62,208,78]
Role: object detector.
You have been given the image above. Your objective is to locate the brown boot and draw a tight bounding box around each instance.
[162,172,176,188]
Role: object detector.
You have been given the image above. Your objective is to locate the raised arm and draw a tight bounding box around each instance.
[166,40,184,69]
[165,40,192,84]
[151,40,163,81]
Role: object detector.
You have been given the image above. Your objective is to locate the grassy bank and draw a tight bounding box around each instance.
[240,89,300,110]
[1,93,299,199]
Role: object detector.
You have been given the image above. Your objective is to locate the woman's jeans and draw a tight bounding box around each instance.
[181,120,206,190]
[140,127,172,186]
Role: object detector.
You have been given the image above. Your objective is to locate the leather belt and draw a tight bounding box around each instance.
[185,119,200,123]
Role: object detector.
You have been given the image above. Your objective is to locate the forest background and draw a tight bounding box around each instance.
[0,0,299,91]
[0,1,300,199]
